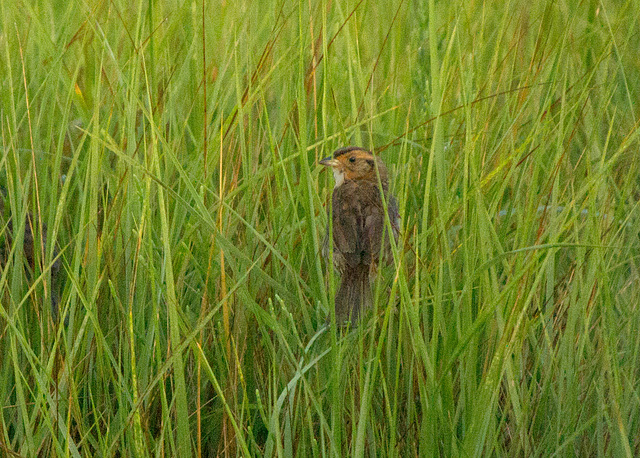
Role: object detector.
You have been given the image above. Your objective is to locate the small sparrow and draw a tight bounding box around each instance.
[320,146,400,323]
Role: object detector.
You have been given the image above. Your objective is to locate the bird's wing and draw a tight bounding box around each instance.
[388,194,401,241]
[364,186,399,265]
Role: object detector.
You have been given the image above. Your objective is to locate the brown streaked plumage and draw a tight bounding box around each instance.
[320,146,399,323]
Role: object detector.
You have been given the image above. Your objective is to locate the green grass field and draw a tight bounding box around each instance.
[1,0,639,455]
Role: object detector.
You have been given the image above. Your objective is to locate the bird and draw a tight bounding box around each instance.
[319,146,400,323]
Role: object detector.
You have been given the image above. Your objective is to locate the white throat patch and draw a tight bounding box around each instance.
[332,168,345,188]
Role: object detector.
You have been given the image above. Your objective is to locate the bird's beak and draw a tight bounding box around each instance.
[319,156,339,167]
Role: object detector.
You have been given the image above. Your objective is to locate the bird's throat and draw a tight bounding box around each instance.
[332,169,345,188]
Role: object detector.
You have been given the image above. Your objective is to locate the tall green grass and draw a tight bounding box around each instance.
[1,0,639,455]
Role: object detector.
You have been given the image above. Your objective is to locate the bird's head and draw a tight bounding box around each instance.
[319,146,387,188]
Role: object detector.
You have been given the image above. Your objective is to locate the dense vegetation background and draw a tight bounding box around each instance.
[1,0,639,455]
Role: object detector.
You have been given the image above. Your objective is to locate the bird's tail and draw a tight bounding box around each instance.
[334,263,372,323]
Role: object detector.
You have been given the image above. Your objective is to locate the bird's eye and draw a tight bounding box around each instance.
[348,156,356,163]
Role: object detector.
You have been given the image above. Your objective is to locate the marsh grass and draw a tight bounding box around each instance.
[1,0,639,455]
